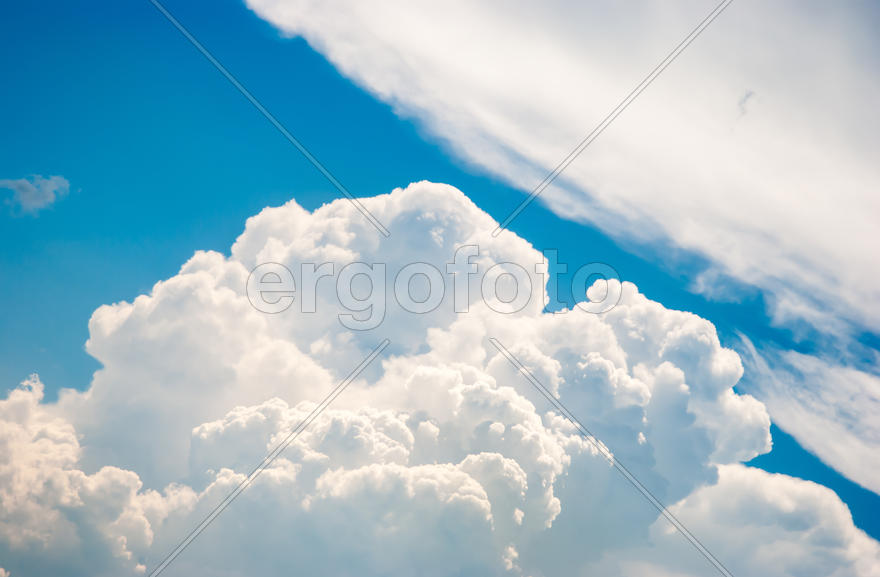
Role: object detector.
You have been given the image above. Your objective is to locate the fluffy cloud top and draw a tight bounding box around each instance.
[0,174,69,214]
[1,183,877,576]
[243,0,880,497]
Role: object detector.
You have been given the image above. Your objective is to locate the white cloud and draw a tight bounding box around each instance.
[739,338,880,495]
[0,375,195,577]
[641,465,880,577]
[243,0,880,497]
[0,175,69,214]
[1,183,877,575]
[244,0,880,334]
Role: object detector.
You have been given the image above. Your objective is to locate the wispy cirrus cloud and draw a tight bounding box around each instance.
[0,174,69,214]
[740,337,880,495]
[244,0,880,336]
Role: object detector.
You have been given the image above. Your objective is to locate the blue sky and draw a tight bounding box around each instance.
[2,0,878,569]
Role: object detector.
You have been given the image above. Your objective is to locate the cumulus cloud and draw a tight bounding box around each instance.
[0,375,196,577]
[642,465,880,577]
[243,0,880,496]
[1,183,877,576]
[0,174,69,214]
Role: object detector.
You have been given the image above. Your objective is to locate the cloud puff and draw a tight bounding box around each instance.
[0,175,69,214]
[642,465,880,577]
[0,375,196,577]
[243,0,880,497]
[1,183,877,576]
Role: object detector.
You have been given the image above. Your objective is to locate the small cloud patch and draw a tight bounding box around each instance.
[0,174,69,215]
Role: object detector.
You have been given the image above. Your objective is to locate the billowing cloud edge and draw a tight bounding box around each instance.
[1,182,877,576]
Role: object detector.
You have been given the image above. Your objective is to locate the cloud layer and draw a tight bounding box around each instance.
[1,183,877,576]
